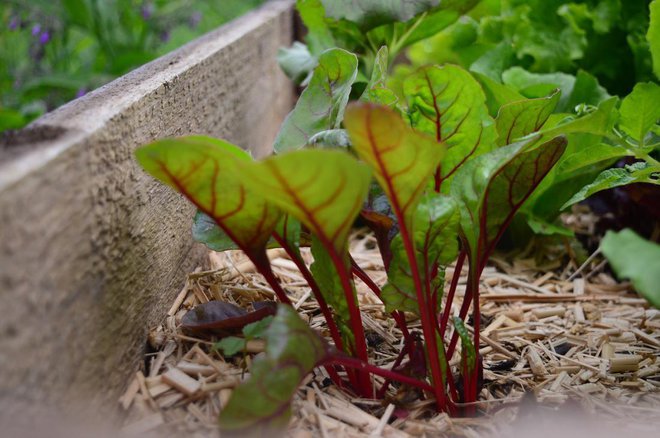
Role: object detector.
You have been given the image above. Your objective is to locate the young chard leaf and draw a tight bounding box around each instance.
[135,137,281,255]
[238,149,371,254]
[361,46,398,107]
[344,102,444,232]
[495,90,560,146]
[601,229,660,309]
[619,82,660,146]
[562,162,660,209]
[452,135,568,270]
[274,49,358,153]
[382,193,459,314]
[219,305,329,437]
[405,65,496,192]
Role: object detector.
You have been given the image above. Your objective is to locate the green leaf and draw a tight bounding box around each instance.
[243,316,274,340]
[310,237,353,339]
[214,337,246,357]
[619,82,660,145]
[649,0,660,79]
[274,49,358,153]
[361,46,397,107]
[296,0,335,54]
[238,149,372,255]
[404,65,496,192]
[562,162,660,209]
[219,305,328,436]
[471,72,525,117]
[382,193,459,314]
[321,0,440,31]
[344,102,444,232]
[554,143,629,176]
[277,42,317,85]
[495,90,560,146]
[452,135,568,267]
[135,136,281,254]
[452,317,476,373]
[192,211,239,252]
[537,97,619,140]
[601,229,660,309]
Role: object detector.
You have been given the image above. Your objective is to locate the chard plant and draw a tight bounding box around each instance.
[134,0,659,435]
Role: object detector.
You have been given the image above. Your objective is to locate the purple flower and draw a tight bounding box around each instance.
[76,88,87,98]
[189,11,202,28]
[141,3,153,20]
[9,17,19,31]
[160,30,170,42]
[31,24,41,36]
[39,31,50,45]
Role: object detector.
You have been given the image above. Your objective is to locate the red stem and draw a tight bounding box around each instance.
[350,257,411,341]
[398,225,447,412]
[327,248,372,397]
[375,342,409,398]
[440,251,467,336]
[327,355,435,395]
[248,251,292,306]
[272,233,345,352]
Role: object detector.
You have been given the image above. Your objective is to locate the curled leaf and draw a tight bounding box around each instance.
[495,90,560,146]
[181,301,277,336]
[274,49,358,153]
[219,305,329,437]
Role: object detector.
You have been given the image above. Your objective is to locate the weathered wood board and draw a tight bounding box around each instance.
[0,0,294,420]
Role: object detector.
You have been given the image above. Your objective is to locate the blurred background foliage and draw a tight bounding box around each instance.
[0,0,264,132]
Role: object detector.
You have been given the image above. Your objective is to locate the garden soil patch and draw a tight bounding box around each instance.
[120,221,660,437]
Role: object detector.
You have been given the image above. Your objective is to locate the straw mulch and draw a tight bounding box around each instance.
[119,216,660,437]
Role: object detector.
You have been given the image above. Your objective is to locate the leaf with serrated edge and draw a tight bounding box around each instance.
[601,229,660,309]
[344,102,444,233]
[274,48,358,153]
[405,65,496,192]
[452,136,567,269]
[495,90,560,146]
[136,136,281,254]
[219,305,329,437]
[619,82,660,145]
[562,162,660,209]
[238,149,372,255]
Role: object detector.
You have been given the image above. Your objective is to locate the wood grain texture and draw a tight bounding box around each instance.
[0,0,294,420]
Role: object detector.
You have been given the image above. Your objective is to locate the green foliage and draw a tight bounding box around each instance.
[135,136,281,256]
[274,48,358,153]
[1,0,264,133]
[650,0,660,79]
[601,229,660,308]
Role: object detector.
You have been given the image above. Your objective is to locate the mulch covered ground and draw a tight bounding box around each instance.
[118,209,660,437]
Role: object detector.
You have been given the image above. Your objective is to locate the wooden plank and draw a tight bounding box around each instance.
[0,0,294,421]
